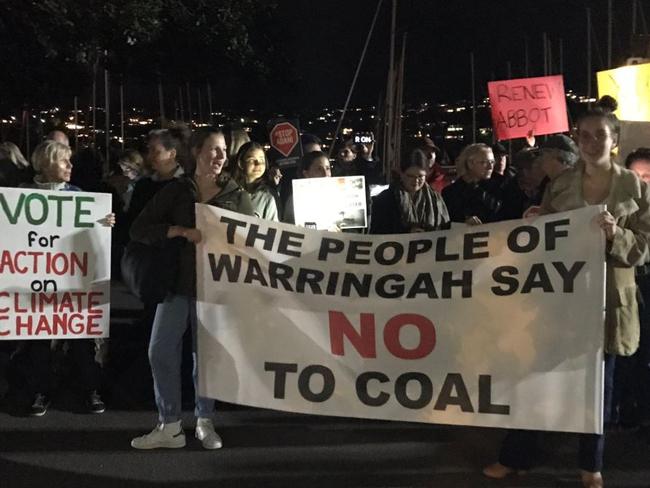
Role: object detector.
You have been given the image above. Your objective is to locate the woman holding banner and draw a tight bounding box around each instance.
[370,148,450,234]
[21,140,114,416]
[130,127,253,450]
[484,107,650,488]
[233,141,279,221]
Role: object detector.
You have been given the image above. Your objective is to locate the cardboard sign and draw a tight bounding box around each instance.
[292,175,367,230]
[488,75,569,141]
[619,121,650,163]
[597,62,650,122]
[196,205,606,434]
[267,118,303,168]
[0,188,112,339]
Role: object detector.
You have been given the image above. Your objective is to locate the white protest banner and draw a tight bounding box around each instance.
[0,187,112,339]
[292,175,367,230]
[196,205,606,434]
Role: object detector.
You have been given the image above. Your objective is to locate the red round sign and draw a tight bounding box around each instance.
[270,122,299,157]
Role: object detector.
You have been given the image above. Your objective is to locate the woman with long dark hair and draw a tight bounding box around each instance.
[232,141,279,221]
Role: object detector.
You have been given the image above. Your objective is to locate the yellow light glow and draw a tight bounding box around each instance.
[597,63,650,121]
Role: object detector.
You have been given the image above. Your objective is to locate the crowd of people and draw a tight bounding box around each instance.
[1,96,650,487]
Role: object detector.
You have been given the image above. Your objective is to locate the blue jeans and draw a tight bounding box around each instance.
[149,294,214,423]
[499,354,616,473]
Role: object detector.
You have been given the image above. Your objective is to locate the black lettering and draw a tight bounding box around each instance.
[375,241,404,265]
[395,372,433,409]
[507,225,540,253]
[277,231,304,258]
[220,216,248,244]
[552,261,585,292]
[521,263,552,293]
[433,373,474,412]
[478,375,510,415]
[264,362,298,398]
[435,237,460,261]
[407,239,432,263]
[298,365,335,402]
[545,219,570,250]
[319,237,344,261]
[296,268,324,294]
[376,274,405,298]
[245,224,277,251]
[243,258,268,286]
[347,240,372,264]
[464,231,490,259]
[208,253,242,282]
[340,273,371,297]
[356,371,390,407]
[491,266,519,295]
[267,261,294,291]
[441,271,472,298]
[407,273,438,299]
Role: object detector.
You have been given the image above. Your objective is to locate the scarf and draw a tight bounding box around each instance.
[393,182,449,231]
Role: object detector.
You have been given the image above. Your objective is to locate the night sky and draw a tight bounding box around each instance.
[267,0,642,109]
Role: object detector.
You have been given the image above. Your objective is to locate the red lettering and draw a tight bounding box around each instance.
[383,313,436,359]
[0,292,9,313]
[328,311,376,358]
[0,315,9,336]
[88,292,103,313]
[34,315,53,335]
[86,314,103,335]
[16,315,32,336]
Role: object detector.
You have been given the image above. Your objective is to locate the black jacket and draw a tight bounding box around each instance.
[130,177,254,297]
[441,178,502,224]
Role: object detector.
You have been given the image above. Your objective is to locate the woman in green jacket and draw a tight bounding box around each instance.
[484,107,650,488]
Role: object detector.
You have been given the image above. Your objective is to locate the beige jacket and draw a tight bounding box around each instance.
[541,161,650,356]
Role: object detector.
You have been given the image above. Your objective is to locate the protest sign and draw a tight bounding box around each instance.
[488,75,569,141]
[0,187,112,339]
[196,205,606,434]
[267,118,303,168]
[292,175,367,230]
[619,121,650,164]
[597,62,650,122]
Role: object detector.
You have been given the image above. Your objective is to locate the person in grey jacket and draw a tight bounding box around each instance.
[130,127,253,451]
[232,141,279,221]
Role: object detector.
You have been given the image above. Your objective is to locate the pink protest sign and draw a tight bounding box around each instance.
[488,75,569,141]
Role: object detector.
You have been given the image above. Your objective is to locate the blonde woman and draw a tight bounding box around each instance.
[20,140,114,416]
[441,143,502,224]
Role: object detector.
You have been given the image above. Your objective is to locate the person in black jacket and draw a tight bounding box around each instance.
[124,127,189,234]
[370,148,450,234]
[442,143,502,225]
[130,127,253,451]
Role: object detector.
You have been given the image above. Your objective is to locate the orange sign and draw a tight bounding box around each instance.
[488,75,569,141]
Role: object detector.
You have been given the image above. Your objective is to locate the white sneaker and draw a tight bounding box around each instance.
[131,421,186,449]
[195,418,222,449]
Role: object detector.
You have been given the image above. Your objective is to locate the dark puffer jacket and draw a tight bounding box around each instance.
[130,176,254,297]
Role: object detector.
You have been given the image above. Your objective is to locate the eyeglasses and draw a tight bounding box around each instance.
[472,159,495,166]
[403,173,427,181]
